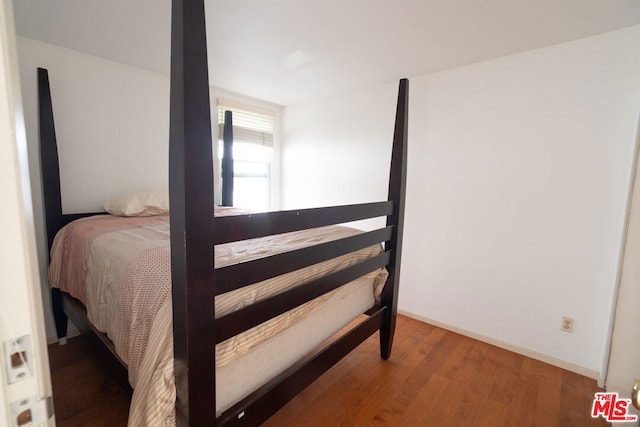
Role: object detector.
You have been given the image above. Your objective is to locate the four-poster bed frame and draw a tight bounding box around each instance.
[38,1,408,425]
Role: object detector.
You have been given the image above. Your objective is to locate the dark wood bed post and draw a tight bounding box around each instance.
[37,67,68,342]
[169,0,216,425]
[221,110,234,206]
[380,78,408,359]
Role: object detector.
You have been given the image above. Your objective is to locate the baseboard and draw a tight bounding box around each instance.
[399,310,600,381]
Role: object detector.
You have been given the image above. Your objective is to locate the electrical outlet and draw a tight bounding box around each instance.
[561,317,574,333]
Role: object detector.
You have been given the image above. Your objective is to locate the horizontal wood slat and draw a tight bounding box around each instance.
[214,226,394,296]
[212,202,394,244]
[217,308,386,426]
[215,252,391,344]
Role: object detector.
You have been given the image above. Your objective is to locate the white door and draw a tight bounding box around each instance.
[0,0,55,426]
[605,113,640,424]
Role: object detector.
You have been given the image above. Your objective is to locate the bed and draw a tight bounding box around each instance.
[37,2,408,425]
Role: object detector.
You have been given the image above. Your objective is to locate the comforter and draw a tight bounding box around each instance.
[48,207,387,425]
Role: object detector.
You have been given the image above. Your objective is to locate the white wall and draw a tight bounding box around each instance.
[16,37,282,341]
[282,82,395,208]
[18,37,171,213]
[282,25,640,378]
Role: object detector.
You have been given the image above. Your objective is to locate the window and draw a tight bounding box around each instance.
[217,101,275,211]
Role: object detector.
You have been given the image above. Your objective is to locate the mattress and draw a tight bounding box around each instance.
[48,207,388,425]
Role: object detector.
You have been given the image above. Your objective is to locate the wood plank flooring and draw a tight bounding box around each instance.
[48,334,131,426]
[48,315,607,426]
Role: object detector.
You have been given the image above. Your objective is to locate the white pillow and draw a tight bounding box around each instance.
[104,191,169,216]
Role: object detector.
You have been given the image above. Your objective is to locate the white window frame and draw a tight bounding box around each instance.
[215,99,280,211]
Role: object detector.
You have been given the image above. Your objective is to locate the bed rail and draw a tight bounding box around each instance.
[212,201,393,244]
[218,307,387,426]
[215,251,391,344]
[214,226,394,295]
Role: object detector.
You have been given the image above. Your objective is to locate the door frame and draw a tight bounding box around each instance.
[0,0,54,425]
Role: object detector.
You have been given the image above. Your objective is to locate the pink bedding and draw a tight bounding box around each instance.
[47,207,388,424]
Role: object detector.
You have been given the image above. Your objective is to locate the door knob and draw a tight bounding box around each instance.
[633,379,640,410]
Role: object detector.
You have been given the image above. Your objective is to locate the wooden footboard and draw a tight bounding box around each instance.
[38,1,407,424]
[169,1,408,420]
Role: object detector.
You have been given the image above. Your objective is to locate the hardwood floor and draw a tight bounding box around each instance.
[48,315,607,426]
[48,334,131,426]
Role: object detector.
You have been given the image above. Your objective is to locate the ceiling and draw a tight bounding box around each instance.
[12,0,640,106]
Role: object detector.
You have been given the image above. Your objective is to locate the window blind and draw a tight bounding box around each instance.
[217,101,274,147]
